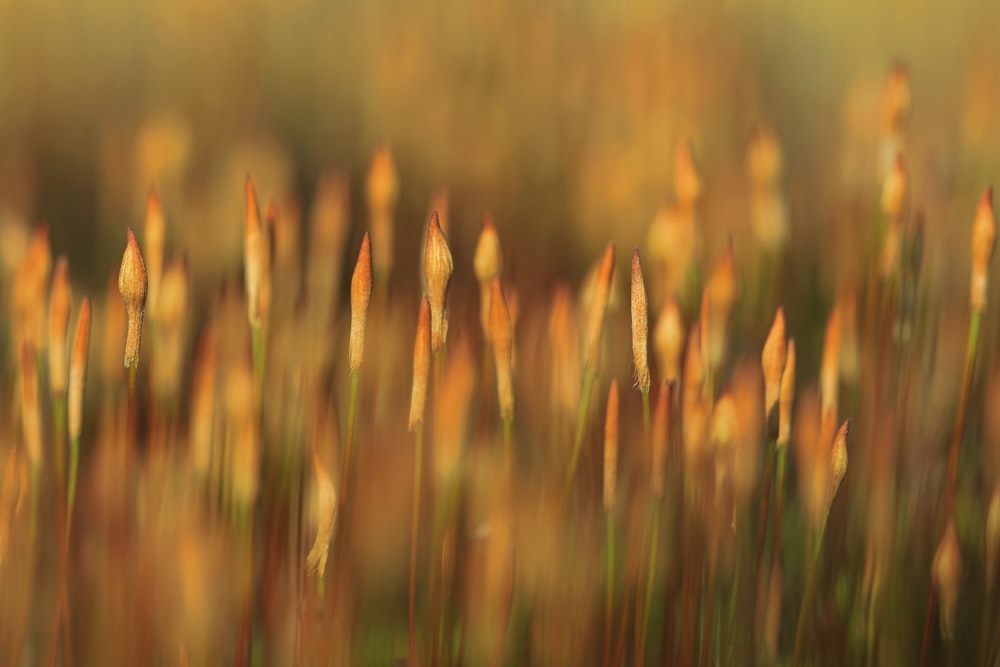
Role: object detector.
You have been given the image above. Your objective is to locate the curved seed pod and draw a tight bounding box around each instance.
[424,212,453,352]
[305,452,338,578]
[654,297,685,382]
[474,214,502,339]
[118,228,148,369]
[777,339,796,449]
[761,307,786,438]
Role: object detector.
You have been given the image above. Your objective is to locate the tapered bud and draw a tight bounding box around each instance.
[880,155,906,219]
[68,298,92,442]
[826,419,850,521]
[603,380,619,511]
[48,256,72,394]
[971,187,996,313]
[490,279,515,423]
[655,297,685,382]
[631,249,650,395]
[762,307,787,438]
[244,176,264,328]
[711,392,740,452]
[777,339,796,449]
[118,228,147,368]
[475,214,503,338]
[367,147,399,277]
[932,520,961,641]
[349,233,373,373]
[409,297,432,431]
[747,127,783,189]
[424,212,453,352]
[675,140,702,206]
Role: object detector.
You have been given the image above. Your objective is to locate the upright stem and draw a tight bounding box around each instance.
[770,446,788,574]
[792,525,826,666]
[67,436,81,541]
[563,368,596,503]
[639,500,661,661]
[604,511,615,667]
[751,438,777,657]
[341,371,360,506]
[410,427,424,665]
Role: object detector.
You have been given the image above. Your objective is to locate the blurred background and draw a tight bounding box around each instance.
[0,0,999,295]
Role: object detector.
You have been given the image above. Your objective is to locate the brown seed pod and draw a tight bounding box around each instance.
[366,147,399,278]
[118,228,148,369]
[305,452,338,578]
[631,249,650,395]
[655,297,685,383]
[424,212,454,353]
[475,214,503,339]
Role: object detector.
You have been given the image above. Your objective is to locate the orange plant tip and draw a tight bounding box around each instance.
[777,338,796,448]
[583,243,615,371]
[48,256,72,393]
[603,379,620,511]
[474,213,502,286]
[761,306,787,433]
[489,278,515,422]
[349,233,374,373]
[68,298,92,442]
[408,297,432,432]
[631,248,650,395]
[971,185,997,313]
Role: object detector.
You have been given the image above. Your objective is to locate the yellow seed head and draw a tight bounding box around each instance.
[583,243,615,372]
[349,233,373,373]
[710,392,740,452]
[367,147,399,277]
[631,249,650,395]
[747,127,784,189]
[549,285,581,416]
[244,176,264,328]
[475,214,503,338]
[882,61,911,133]
[425,212,454,352]
[118,228,147,369]
[932,520,961,641]
[409,297,432,431]
[762,307,787,436]
[777,338,796,449]
[68,298,92,443]
[828,418,850,518]
[490,279,515,423]
[655,297,685,382]
[48,256,72,394]
[674,139,702,207]
[971,187,996,313]
[603,379,619,511]
[305,452,338,578]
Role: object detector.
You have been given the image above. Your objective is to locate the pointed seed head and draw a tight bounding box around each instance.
[118,228,147,368]
[425,212,454,352]
[489,279,515,423]
[583,243,615,371]
[631,249,650,395]
[777,339,796,448]
[68,298,92,442]
[48,256,72,393]
[244,176,264,327]
[349,233,373,373]
[971,187,996,313]
[305,452,338,578]
[932,520,961,641]
[762,307,787,437]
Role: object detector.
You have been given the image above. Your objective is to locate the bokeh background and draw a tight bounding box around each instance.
[1,0,999,295]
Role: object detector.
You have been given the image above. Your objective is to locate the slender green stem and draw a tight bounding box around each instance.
[639,500,661,661]
[67,435,80,541]
[563,368,596,503]
[792,525,827,666]
[410,427,424,665]
[750,438,777,657]
[770,446,788,571]
[341,371,360,506]
[604,511,615,667]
